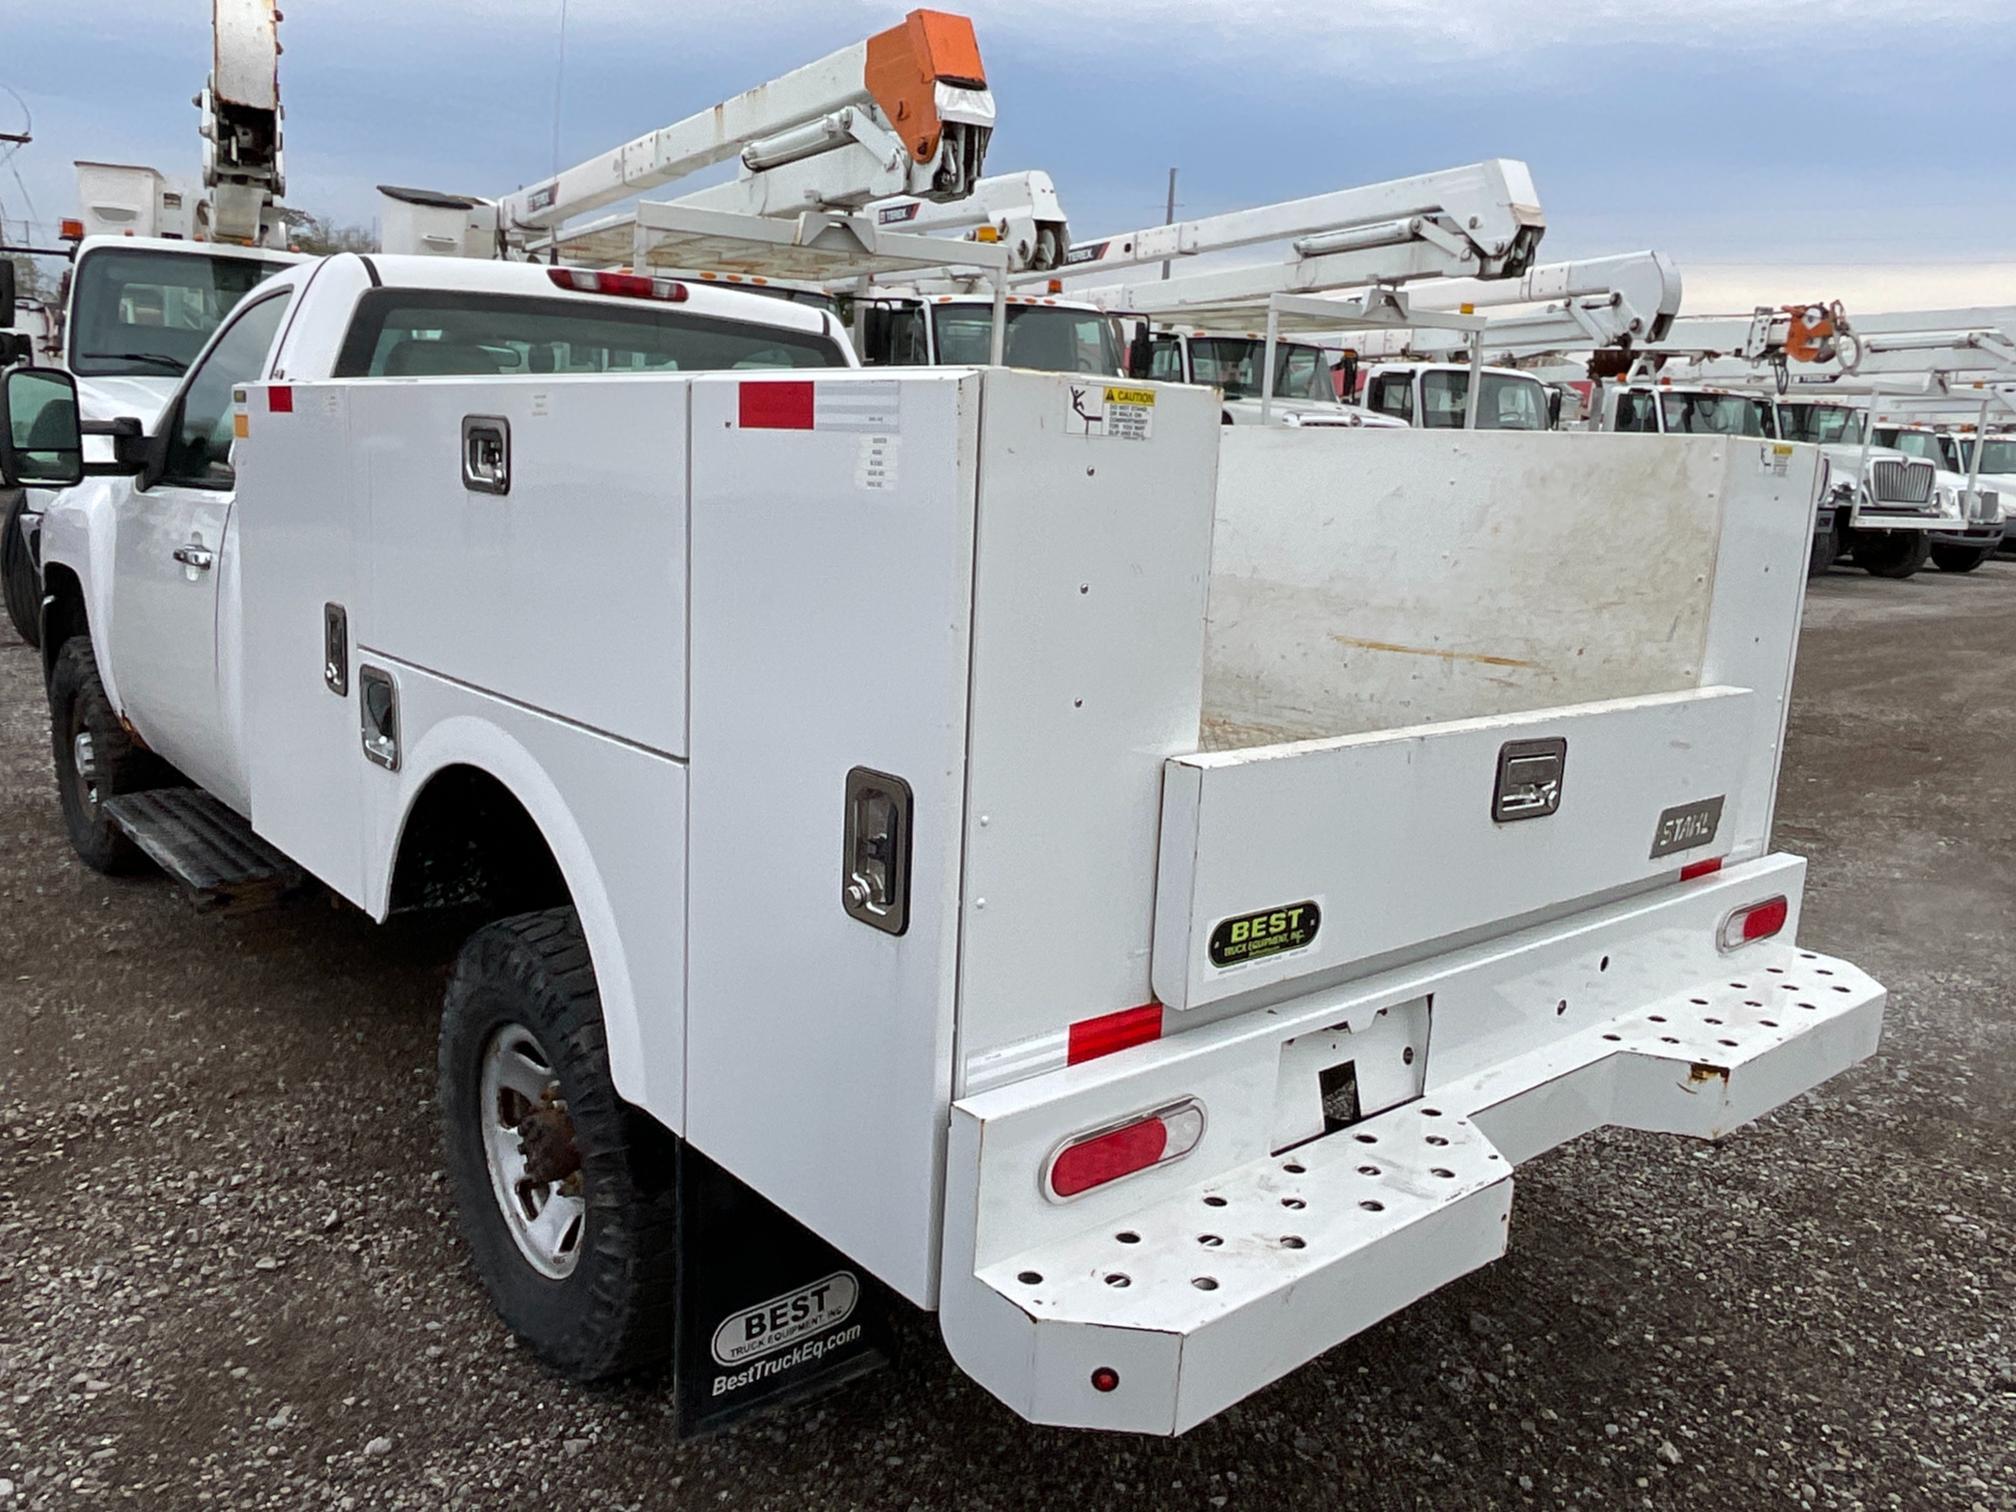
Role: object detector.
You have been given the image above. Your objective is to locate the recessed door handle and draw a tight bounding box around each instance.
[172,545,215,571]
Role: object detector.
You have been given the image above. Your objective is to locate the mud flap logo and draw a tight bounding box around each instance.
[710,1271,858,1367]
[1209,900,1322,968]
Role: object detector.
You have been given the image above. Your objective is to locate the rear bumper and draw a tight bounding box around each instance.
[938,855,1883,1434]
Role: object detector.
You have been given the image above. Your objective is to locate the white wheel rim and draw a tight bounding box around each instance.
[478,1025,586,1280]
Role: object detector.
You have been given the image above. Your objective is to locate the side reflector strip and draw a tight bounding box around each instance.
[738,380,817,431]
[1718,895,1789,950]
[1680,857,1723,882]
[1047,1100,1205,1200]
[1067,1001,1163,1065]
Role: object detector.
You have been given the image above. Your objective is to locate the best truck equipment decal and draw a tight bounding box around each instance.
[1209,900,1321,967]
[709,1270,859,1367]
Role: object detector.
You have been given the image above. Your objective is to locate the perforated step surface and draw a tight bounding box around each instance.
[102,789,305,910]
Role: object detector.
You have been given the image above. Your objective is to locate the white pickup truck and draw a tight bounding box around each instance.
[1,234,302,645]
[3,250,1884,1437]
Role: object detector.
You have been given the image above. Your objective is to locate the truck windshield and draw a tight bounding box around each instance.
[1777,404,1863,444]
[68,247,289,378]
[1874,429,1949,465]
[1420,370,1549,430]
[1660,392,1772,437]
[933,305,1121,374]
[1961,437,2016,473]
[1188,338,1334,402]
[333,290,848,377]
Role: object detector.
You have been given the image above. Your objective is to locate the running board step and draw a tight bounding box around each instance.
[101,789,305,910]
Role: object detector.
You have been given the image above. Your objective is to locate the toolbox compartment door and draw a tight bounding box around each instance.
[1153,685,1756,1011]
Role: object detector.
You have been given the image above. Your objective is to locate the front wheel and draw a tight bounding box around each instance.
[2,492,40,648]
[47,637,165,873]
[1853,529,1931,579]
[439,907,679,1381]
[1931,542,1995,574]
[1808,517,1843,576]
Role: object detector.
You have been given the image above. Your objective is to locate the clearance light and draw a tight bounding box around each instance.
[1046,1100,1205,1200]
[1718,896,1789,951]
[546,268,688,302]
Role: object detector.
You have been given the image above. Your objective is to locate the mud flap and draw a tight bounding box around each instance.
[672,1145,894,1437]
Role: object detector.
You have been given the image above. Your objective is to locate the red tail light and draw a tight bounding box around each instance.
[546,268,689,302]
[1718,896,1788,950]
[1046,1100,1204,1200]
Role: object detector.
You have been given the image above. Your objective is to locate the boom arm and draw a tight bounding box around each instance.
[1366,251,1683,358]
[199,0,285,245]
[492,10,994,251]
[1035,160,1545,292]
[865,169,1068,272]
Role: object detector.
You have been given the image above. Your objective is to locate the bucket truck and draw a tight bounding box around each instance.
[3,0,297,646]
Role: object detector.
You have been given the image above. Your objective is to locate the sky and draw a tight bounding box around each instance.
[4,0,2013,315]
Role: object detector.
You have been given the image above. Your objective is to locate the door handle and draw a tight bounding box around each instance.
[172,545,215,571]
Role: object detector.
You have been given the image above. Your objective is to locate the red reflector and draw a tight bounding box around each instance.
[1739,896,1788,940]
[1067,1002,1163,1065]
[1090,1367,1120,1393]
[1050,1118,1169,1198]
[1719,894,1789,950]
[739,380,816,431]
[1680,857,1723,881]
[267,386,293,414]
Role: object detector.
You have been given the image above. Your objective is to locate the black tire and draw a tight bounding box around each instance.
[2,492,40,649]
[439,906,678,1382]
[1808,519,1842,576]
[1931,543,1994,574]
[1854,530,1931,579]
[48,637,164,874]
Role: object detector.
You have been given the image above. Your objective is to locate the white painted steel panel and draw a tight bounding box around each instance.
[1154,686,1755,1012]
[939,857,1883,1432]
[355,658,691,1130]
[237,382,368,900]
[684,370,979,1307]
[346,378,688,758]
[1202,430,1730,746]
[955,371,1222,1076]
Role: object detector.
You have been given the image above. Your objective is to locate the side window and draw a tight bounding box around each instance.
[1369,374,1413,421]
[1148,335,1185,382]
[160,292,294,490]
[1613,391,1658,433]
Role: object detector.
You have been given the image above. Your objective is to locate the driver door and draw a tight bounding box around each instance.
[110,290,293,810]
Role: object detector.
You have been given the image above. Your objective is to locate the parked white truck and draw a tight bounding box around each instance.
[3,246,1883,1436]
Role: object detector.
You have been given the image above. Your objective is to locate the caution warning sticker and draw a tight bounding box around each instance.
[1065,383,1157,441]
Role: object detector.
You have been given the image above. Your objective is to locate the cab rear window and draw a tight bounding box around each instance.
[333,289,846,378]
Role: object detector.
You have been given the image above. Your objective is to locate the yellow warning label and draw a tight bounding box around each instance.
[1103,386,1156,407]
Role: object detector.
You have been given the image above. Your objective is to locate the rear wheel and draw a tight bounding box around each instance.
[1931,542,1995,574]
[47,637,165,873]
[2,492,39,648]
[439,906,679,1381]
[1854,530,1931,579]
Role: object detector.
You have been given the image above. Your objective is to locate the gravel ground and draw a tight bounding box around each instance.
[2,561,2013,1510]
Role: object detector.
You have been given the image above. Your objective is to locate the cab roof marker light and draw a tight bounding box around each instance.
[545,267,689,302]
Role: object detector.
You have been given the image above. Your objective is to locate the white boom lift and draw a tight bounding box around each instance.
[382,10,996,262]
[70,0,287,247]
[864,168,1069,272]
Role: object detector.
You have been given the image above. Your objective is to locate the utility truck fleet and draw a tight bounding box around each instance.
[5,6,1885,1443]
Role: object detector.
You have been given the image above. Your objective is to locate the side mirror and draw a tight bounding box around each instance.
[0,260,15,328]
[0,367,85,489]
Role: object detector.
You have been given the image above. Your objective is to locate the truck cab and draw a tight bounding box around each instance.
[1141,327,1395,427]
[1360,361,1552,430]
[2,236,303,645]
[1868,421,2008,571]
[853,292,1123,374]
